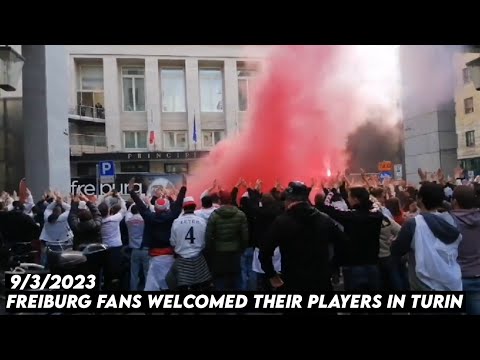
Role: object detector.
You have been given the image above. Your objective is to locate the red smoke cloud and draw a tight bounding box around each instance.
[187,45,393,198]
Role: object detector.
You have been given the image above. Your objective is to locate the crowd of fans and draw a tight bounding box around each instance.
[0,167,479,314]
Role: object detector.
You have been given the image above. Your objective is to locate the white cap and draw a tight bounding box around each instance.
[183,196,196,207]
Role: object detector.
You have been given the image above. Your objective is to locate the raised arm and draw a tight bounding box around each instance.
[68,198,80,232]
[43,201,57,222]
[87,201,102,230]
[170,185,187,218]
[231,182,240,208]
[23,189,35,213]
[201,179,218,199]
[127,178,150,217]
[118,196,127,215]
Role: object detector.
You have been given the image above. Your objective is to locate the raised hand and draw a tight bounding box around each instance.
[437,169,445,184]
[85,194,97,203]
[255,179,263,192]
[128,177,136,192]
[241,179,248,188]
[418,168,427,182]
[454,167,464,179]
[336,171,341,182]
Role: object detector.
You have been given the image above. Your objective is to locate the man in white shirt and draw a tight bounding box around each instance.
[125,204,148,290]
[168,196,211,290]
[200,180,221,209]
[100,196,127,290]
[194,195,216,222]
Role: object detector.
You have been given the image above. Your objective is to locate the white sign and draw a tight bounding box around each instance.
[394,164,403,180]
[71,180,144,196]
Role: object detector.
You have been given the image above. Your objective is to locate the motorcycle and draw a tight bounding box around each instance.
[1,242,108,314]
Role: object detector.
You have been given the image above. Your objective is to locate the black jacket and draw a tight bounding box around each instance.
[68,201,102,249]
[130,187,186,250]
[251,201,284,249]
[317,203,383,266]
[0,210,38,244]
[259,202,347,291]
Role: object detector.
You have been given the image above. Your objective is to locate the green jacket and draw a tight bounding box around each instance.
[205,205,249,275]
[206,205,249,252]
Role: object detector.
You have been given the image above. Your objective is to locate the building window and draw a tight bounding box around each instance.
[77,163,97,177]
[202,130,224,148]
[124,131,147,149]
[165,163,189,174]
[161,68,186,112]
[77,65,105,119]
[199,69,223,112]
[466,131,475,147]
[122,67,145,112]
[164,131,187,149]
[463,68,472,84]
[120,161,150,173]
[465,97,474,114]
[238,69,256,111]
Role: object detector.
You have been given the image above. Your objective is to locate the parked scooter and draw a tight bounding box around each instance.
[47,243,108,290]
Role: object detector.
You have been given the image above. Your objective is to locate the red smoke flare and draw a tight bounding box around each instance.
[188,46,359,198]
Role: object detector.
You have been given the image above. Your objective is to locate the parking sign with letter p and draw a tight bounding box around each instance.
[99,161,115,183]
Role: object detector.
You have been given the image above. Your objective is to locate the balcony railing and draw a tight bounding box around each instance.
[69,105,106,121]
[70,133,107,155]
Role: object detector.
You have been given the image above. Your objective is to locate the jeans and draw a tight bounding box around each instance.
[343,265,380,291]
[213,273,242,291]
[241,247,257,291]
[462,278,480,315]
[144,255,174,291]
[378,256,409,290]
[130,248,150,291]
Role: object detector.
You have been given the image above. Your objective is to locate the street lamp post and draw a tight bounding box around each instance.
[0,46,25,91]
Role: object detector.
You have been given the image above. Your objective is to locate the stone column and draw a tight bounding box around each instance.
[22,45,70,197]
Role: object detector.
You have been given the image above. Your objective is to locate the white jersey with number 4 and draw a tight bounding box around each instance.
[170,213,207,259]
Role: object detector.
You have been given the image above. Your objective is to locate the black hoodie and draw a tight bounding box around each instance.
[259,201,347,291]
[316,202,384,266]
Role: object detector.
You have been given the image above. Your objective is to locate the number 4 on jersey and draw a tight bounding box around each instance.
[185,227,196,244]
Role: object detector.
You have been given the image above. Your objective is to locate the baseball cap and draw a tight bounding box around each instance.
[155,198,170,211]
[285,181,309,200]
[183,196,196,208]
